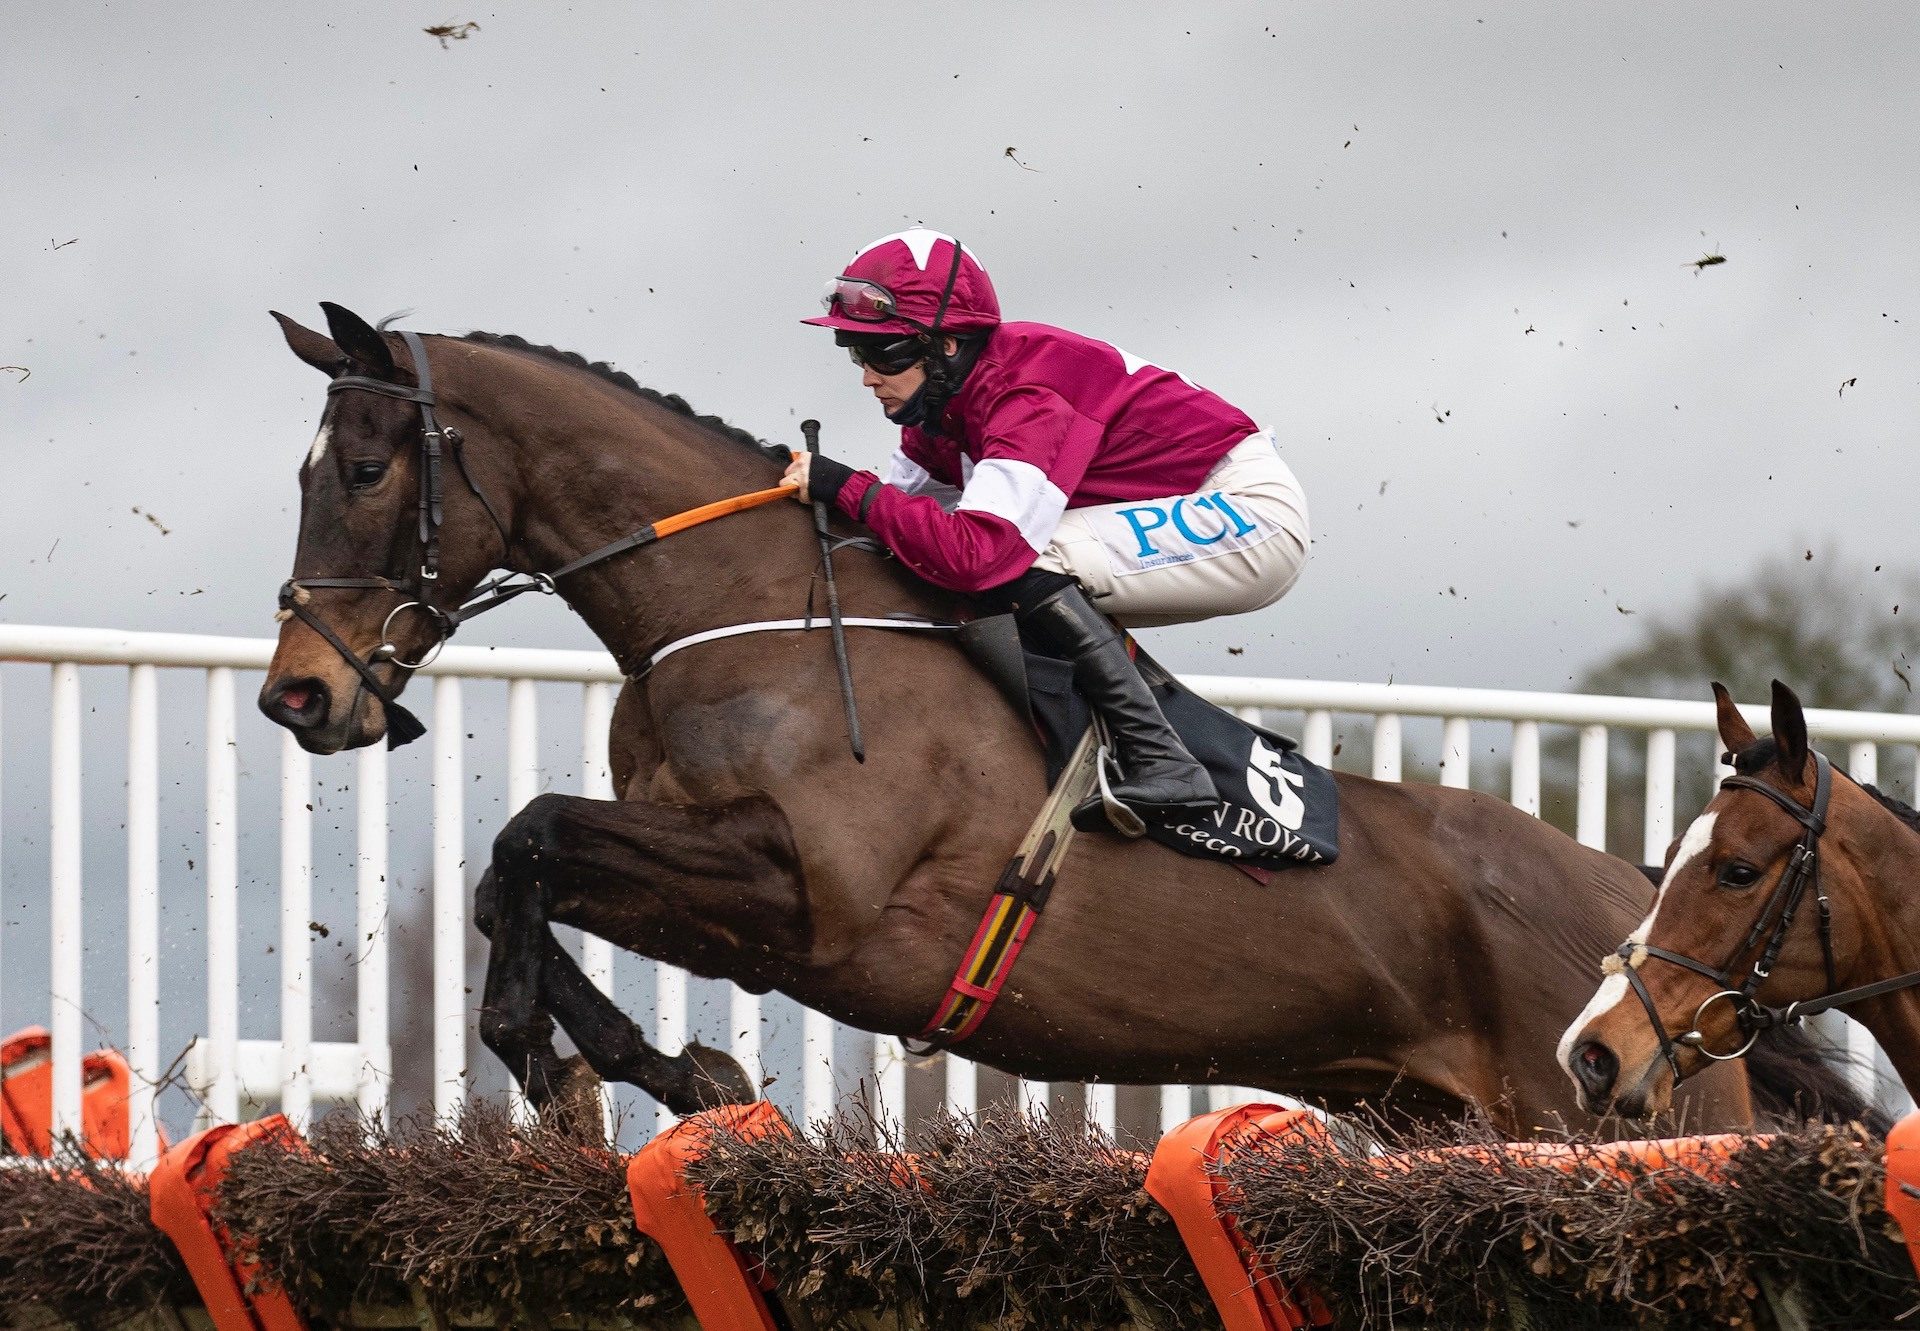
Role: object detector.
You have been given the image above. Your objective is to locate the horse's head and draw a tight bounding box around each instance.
[1559,679,1880,1118]
[261,304,509,753]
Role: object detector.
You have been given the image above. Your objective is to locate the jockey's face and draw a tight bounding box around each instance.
[856,334,955,416]
[861,359,926,415]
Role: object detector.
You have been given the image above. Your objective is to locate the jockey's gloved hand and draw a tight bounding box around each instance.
[805,455,857,507]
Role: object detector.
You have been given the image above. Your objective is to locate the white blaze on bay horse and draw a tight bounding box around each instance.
[259,302,1864,1135]
[1563,679,1920,1122]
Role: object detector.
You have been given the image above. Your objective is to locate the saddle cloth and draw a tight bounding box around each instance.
[1021,647,1340,870]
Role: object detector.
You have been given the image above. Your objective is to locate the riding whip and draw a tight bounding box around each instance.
[803,419,865,761]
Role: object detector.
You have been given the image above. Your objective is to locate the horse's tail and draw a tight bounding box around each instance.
[1743,1022,1894,1136]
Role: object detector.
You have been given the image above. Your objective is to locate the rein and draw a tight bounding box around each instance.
[1617,751,1920,1085]
[281,329,798,748]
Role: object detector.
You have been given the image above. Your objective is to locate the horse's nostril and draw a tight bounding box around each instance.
[264,678,330,731]
[1571,1040,1619,1100]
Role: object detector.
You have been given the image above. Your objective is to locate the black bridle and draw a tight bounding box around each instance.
[1617,750,1920,1087]
[279,329,531,748]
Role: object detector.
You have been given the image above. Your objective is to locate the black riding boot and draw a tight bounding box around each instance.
[1014,581,1219,819]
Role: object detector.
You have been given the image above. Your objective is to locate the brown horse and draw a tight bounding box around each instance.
[1562,680,1915,1121]
[258,303,1823,1135]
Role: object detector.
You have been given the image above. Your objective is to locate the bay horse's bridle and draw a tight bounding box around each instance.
[1617,749,1920,1087]
[278,330,515,748]
[278,329,801,749]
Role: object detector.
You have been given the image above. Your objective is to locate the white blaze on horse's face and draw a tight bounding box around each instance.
[306,421,333,469]
[1556,811,1719,1074]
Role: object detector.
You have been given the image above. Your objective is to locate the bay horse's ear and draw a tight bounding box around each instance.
[1770,679,1810,782]
[319,301,396,378]
[271,311,346,376]
[1712,681,1757,755]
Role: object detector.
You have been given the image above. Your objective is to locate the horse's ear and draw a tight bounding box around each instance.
[1712,681,1757,754]
[271,311,346,376]
[319,302,396,377]
[1770,679,1810,782]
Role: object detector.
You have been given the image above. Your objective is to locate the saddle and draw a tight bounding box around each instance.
[915,616,1341,1049]
[958,615,1339,872]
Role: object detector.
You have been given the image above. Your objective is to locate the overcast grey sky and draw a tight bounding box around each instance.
[5,1,1916,688]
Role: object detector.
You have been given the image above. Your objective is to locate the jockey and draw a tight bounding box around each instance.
[788,228,1310,823]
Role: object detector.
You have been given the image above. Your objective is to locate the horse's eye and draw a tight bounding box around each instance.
[1718,862,1762,890]
[348,460,387,489]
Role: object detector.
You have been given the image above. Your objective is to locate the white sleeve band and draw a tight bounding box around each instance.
[883,450,963,511]
[954,456,1070,553]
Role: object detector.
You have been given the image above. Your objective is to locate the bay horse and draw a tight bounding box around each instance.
[257,303,1833,1135]
[1563,680,1915,1122]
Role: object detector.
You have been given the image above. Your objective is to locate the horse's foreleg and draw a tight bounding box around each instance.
[537,935,757,1114]
[473,864,583,1115]
[481,791,807,1115]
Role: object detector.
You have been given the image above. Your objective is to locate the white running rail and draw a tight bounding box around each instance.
[4,623,1915,1165]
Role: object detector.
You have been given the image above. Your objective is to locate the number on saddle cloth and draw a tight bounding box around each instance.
[972,626,1339,870]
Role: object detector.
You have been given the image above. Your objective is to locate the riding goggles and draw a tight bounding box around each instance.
[820,276,905,324]
[845,336,927,375]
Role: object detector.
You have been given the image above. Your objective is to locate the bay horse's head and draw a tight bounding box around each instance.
[1559,679,1889,1119]
[261,304,510,753]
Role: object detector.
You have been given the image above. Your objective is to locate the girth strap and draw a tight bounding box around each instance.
[637,616,957,677]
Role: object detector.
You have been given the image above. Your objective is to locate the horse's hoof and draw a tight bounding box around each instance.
[536,1054,607,1141]
[676,1042,758,1111]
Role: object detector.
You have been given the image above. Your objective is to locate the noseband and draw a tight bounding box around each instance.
[278,330,514,748]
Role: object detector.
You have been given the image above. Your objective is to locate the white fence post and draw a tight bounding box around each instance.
[1844,742,1891,1104]
[875,1033,908,1128]
[1159,1084,1190,1134]
[1643,729,1676,865]
[48,664,83,1145]
[732,988,763,1102]
[1372,714,1402,781]
[1849,740,1878,788]
[943,1054,978,1121]
[1510,720,1541,816]
[578,683,617,995]
[505,679,538,1125]
[355,744,391,1122]
[1576,725,1609,850]
[279,731,313,1130]
[1440,717,1471,789]
[1301,710,1333,767]
[578,683,617,1136]
[204,667,240,1126]
[126,665,161,1167]
[433,677,467,1122]
[1087,1082,1117,1138]
[654,971,687,1138]
[802,1007,835,1128]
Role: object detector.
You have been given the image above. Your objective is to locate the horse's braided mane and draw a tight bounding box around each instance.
[456,331,789,465]
[1730,737,1920,833]
[1863,784,1920,834]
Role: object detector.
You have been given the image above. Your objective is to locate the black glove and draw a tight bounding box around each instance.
[808,455,858,508]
